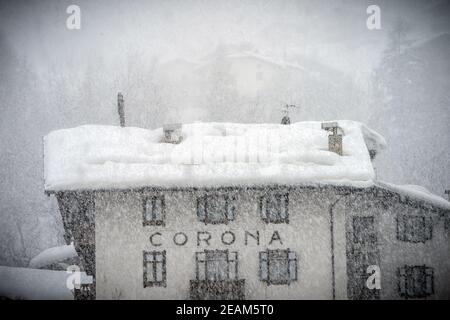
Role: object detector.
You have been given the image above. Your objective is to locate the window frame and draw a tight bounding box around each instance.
[143,195,165,226]
[259,249,297,285]
[396,214,432,243]
[196,193,236,225]
[259,192,289,224]
[143,250,167,288]
[398,265,434,299]
[195,249,238,281]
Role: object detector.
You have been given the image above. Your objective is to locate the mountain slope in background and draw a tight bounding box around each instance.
[371,33,450,196]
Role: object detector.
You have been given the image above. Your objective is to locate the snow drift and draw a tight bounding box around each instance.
[0,266,73,300]
[28,244,77,269]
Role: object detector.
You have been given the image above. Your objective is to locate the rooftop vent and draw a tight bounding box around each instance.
[321,122,343,156]
[163,123,183,144]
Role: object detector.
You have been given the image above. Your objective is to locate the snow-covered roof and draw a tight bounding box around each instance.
[29,244,77,269]
[375,181,450,211]
[0,266,74,300]
[44,121,386,191]
[43,121,450,210]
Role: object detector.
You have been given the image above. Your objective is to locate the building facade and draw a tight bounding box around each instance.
[45,121,450,299]
[53,184,450,300]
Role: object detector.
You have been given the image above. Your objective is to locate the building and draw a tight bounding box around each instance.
[43,121,450,300]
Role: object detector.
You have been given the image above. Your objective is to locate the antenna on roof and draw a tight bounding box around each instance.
[117,92,125,127]
[281,104,299,125]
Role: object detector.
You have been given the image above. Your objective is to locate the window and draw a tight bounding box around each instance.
[397,214,432,243]
[445,215,450,237]
[398,265,434,299]
[353,216,377,244]
[143,196,165,226]
[259,249,297,285]
[197,193,236,224]
[195,250,238,281]
[259,192,289,223]
[143,251,166,287]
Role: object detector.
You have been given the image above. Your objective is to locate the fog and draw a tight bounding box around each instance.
[0,0,449,266]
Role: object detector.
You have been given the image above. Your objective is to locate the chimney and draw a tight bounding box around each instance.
[321,122,343,156]
[117,92,125,127]
[445,190,450,201]
[163,123,183,144]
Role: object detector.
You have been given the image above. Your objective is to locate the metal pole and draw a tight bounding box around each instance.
[118,92,125,127]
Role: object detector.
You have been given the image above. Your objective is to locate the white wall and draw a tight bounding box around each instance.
[378,202,450,299]
[341,192,450,300]
[95,188,346,299]
[95,187,450,300]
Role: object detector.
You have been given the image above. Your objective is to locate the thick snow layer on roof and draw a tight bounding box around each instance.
[376,182,450,211]
[29,244,77,269]
[0,266,73,300]
[44,121,386,191]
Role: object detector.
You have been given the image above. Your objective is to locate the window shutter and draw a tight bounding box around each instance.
[196,196,206,221]
[228,251,238,279]
[153,197,163,221]
[425,267,434,296]
[196,252,206,280]
[396,215,406,241]
[414,217,426,242]
[425,217,433,241]
[155,262,163,282]
[226,194,236,221]
[145,199,152,221]
[288,250,297,281]
[280,193,289,221]
[398,267,407,297]
[266,193,281,222]
[146,265,155,282]
[259,196,266,221]
[259,251,268,281]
